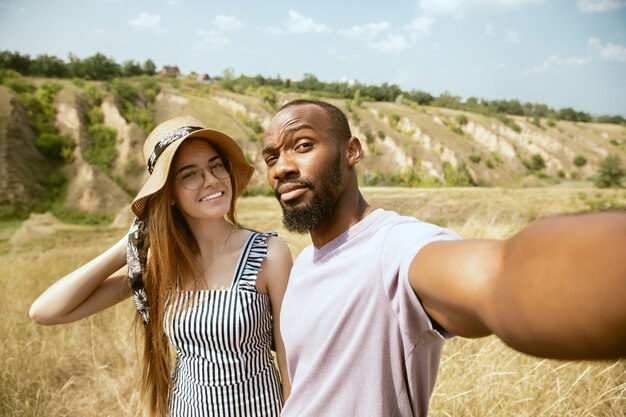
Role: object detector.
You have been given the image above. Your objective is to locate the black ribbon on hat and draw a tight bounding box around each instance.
[128,125,203,325]
[146,126,203,174]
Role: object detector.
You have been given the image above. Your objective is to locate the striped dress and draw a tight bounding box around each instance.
[164,232,283,416]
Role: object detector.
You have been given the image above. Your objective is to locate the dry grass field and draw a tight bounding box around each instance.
[1,187,625,417]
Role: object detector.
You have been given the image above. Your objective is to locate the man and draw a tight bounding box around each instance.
[262,99,626,417]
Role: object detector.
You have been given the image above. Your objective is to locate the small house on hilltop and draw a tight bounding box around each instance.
[159,66,180,77]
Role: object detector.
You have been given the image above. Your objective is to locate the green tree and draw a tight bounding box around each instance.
[82,53,121,80]
[0,50,31,74]
[142,59,156,75]
[31,54,68,77]
[594,154,624,188]
[122,60,144,77]
[573,155,587,167]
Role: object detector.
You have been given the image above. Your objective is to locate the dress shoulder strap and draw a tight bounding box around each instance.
[233,231,278,292]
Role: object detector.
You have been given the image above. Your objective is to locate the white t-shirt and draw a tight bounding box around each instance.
[280,209,460,417]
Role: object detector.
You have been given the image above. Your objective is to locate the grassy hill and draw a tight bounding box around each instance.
[2,189,625,416]
[0,74,625,222]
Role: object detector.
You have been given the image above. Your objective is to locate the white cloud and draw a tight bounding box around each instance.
[265,10,330,34]
[484,23,494,35]
[418,0,546,16]
[369,34,410,53]
[129,12,165,33]
[506,30,521,42]
[588,37,626,62]
[214,15,245,30]
[339,21,390,39]
[196,29,229,47]
[530,55,586,74]
[286,9,331,33]
[404,16,434,40]
[577,0,626,12]
[166,0,182,5]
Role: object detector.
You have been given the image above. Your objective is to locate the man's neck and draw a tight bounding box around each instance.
[310,190,372,249]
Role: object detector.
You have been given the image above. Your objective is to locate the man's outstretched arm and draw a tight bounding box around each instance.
[409,212,626,360]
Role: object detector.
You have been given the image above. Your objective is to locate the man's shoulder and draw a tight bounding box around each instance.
[374,209,442,234]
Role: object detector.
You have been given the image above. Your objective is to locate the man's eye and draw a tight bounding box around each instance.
[210,161,224,169]
[264,155,277,166]
[295,142,312,152]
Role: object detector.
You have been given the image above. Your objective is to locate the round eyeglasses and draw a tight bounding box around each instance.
[176,157,231,191]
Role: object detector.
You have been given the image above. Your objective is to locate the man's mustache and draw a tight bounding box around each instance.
[273,178,315,200]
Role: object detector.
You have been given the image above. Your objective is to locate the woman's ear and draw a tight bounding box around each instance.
[346,136,362,167]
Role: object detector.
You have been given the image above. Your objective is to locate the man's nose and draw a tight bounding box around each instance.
[273,153,299,179]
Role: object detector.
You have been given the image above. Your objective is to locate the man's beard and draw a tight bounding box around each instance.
[275,153,342,234]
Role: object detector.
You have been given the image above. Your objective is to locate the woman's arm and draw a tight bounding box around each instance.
[261,236,294,402]
[29,234,131,325]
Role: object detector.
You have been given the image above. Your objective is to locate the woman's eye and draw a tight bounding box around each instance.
[181,169,199,180]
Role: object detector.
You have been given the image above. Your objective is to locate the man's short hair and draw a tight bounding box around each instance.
[279,100,352,142]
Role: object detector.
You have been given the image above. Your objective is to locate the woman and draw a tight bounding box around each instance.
[29,116,293,416]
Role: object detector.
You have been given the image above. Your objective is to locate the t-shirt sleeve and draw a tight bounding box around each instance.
[380,221,460,344]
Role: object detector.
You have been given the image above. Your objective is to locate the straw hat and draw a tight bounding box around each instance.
[131,116,254,218]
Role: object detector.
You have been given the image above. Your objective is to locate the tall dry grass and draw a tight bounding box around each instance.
[1,187,624,416]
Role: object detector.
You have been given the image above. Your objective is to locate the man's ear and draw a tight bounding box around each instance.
[346,136,362,167]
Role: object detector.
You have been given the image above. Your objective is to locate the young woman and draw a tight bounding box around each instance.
[29,116,293,417]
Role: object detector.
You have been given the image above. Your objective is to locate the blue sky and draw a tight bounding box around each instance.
[1,0,625,116]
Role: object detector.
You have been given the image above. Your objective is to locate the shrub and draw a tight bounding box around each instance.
[443,161,474,187]
[86,107,104,125]
[35,133,75,161]
[469,155,482,164]
[594,154,624,188]
[257,86,277,108]
[497,114,522,133]
[449,125,464,136]
[456,114,468,126]
[388,113,400,127]
[0,68,21,83]
[524,154,546,172]
[4,78,36,94]
[84,124,118,172]
[573,155,587,167]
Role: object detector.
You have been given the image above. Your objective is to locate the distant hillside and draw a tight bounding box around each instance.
[0,75,625,221]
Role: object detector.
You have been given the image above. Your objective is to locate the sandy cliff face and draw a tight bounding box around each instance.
[0,86,51,210]
[54,88,131,215]
[1,80,625,219]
